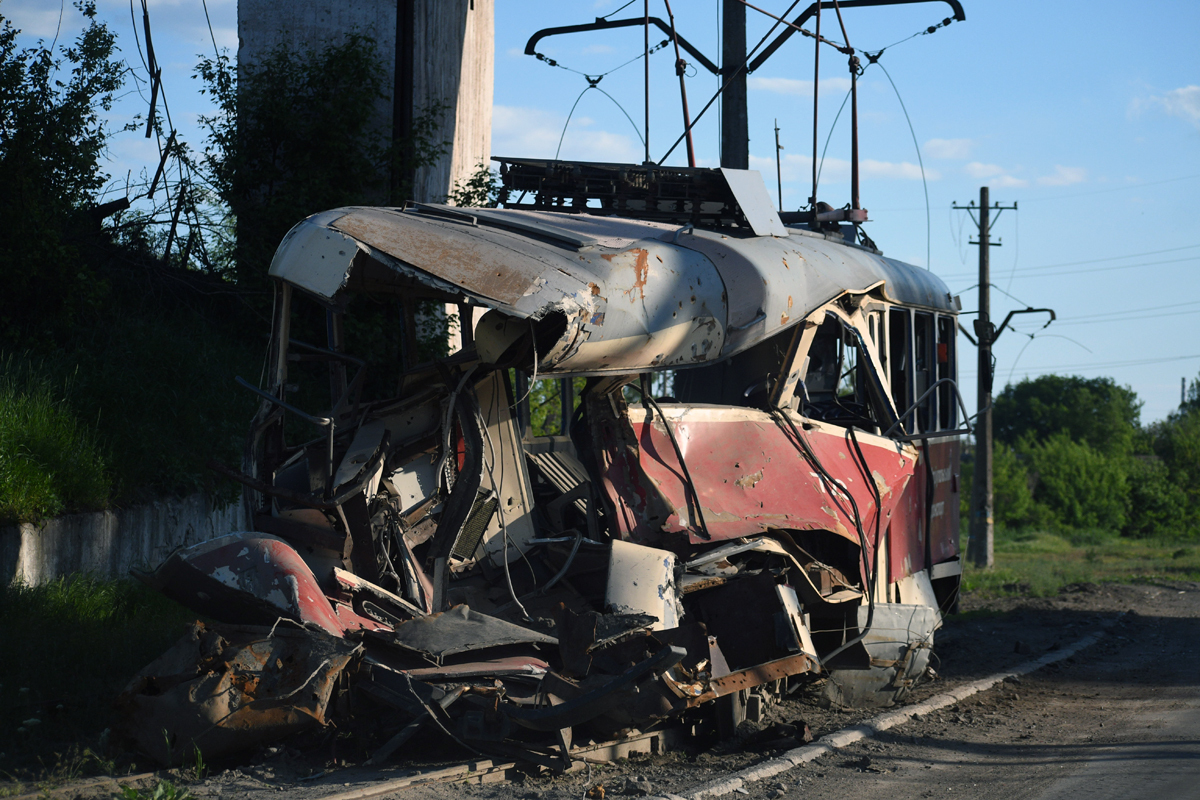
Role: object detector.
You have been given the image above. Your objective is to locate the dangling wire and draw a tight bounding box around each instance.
[555,84,646,161]
[868,53,930,270]
[531,39,669,86]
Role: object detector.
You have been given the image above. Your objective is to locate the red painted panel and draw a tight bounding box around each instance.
[596,406,916,567]
[886,437,962,581]
[927,438,962,564]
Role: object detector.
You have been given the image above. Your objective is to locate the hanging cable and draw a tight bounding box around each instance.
[554,85,646,160]
[530,39,669,85]
[659,0,806,164]
[769,408,875,666]
[867,53,930,270]
[633,380,711,540]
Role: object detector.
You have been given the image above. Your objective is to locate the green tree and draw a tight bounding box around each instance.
[1150,406,1200,534]
[994,375,1142,457]
[448,162,500,208]
[195,36,447,289]
[1123,456,1189,539]
[0,2,128,341]
[1024,433,1128,532]
[1180,369,1200,414]
[960,441,1033,529]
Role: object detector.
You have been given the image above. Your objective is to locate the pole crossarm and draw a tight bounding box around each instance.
[747,0,964,72]
[525,17,720,75]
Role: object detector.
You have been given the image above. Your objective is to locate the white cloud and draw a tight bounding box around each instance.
[1037,165,1086,187]
[992,174,1029,188]
[2,5,67,38]
[747,76,853,97]
[1134,85,1200,129]
[965,161,1004,179]
[492,105,641,163]
[963,162,1027,187]
[862,159,939,180]
[924,138,973,159]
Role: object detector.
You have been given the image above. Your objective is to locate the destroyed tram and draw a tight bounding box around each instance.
[124,160,967,765]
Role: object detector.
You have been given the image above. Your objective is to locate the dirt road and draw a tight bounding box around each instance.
[22,581,1199,800]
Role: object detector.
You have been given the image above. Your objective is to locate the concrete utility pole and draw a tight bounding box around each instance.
[720,0,748,169]
[954,187,1016,569]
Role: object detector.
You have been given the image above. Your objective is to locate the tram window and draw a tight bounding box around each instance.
[888,309,911,430]
[914,312,935,432]
[674,326,795,409]
[937,315,956,429]
[804,315,885,429]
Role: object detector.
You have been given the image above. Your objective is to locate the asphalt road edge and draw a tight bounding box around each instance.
[676,614,1125,800]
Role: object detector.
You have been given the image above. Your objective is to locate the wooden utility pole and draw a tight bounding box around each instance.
[954,187,1016,568]
[720,0,748,169]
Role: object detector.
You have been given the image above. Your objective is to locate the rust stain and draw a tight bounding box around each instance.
[588,282,601,296]
[780,313,789,325]
[787,295,793,309]
[734,470,764,489]
[603,249,651,303]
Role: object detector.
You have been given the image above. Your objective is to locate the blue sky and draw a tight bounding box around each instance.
[6,0,1199,422]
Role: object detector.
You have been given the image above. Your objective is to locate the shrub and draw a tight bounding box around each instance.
[1123,456,1189,539]
[0,357,108,524]
[1024,433,1128,532]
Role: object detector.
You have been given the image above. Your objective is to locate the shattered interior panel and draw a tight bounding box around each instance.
[123,162,965,766]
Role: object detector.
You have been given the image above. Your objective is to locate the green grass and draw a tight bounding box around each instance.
[963,526,1200,596]
[0,575,198,780]
[1,304,260,524]
[0,356,109,525]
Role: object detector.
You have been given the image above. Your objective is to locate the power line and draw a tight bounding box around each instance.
[960,352,1200,377]
[940,242,1200,281]
[1017,173,1200,204]
[1035,307,1200,328]
[945,254,1200,284]
[1055,299,1200,322]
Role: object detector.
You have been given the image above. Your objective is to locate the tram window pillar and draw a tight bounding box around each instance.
[888,309,913,432]
[937,315,956,429]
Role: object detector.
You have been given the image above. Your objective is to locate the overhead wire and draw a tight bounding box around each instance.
[959,352,1200,378]
[554,84,646,160]
[1054,298,1200,321]
[659,0,806,164]
[946,242,1200,276]
[1017,173,1200,204]
[868,54,929,269]
[945,254,1200,284]
[1046,307,1200,328]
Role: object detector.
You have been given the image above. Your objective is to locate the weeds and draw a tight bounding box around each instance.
[117,779,192,800]
[0,355,109,524]
[963,526,1200,597]
[0,576,197,777]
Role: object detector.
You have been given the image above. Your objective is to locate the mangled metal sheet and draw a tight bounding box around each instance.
[380,604,557,660]
[268,171,954,376]
[117,622,359,765]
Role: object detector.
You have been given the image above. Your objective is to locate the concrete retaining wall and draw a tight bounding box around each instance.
[0,494,245,586]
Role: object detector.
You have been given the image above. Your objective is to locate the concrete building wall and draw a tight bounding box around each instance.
[238,0,493,204]
[1,494,246,586]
